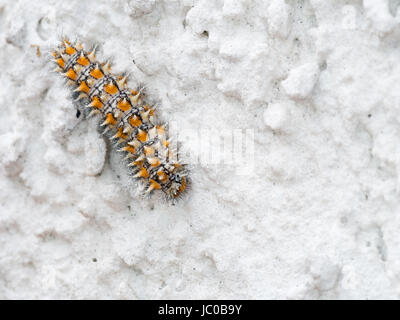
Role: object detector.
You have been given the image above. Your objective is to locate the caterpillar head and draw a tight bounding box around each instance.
[165,165,188,199]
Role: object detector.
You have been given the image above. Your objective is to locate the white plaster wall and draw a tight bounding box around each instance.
[1,0,400,299]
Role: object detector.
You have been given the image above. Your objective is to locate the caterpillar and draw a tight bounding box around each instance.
[51,38,188,200]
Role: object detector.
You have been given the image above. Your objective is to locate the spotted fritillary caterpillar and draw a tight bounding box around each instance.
[51,39,188,200]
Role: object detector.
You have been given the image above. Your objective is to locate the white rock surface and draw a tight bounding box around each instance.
[1,0,400,299]
[267,0,291,38]
[282,61,320,99]
[263,101,291,131]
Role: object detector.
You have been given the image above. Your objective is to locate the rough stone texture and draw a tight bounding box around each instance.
[1,0,400,299]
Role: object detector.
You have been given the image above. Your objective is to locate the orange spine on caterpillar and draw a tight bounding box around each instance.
[51,38,188,200]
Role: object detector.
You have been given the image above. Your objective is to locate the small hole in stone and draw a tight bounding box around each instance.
[76,109,81,118]
[92,258,97,262]
[201,30,209,37]
[368,114,372,118]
